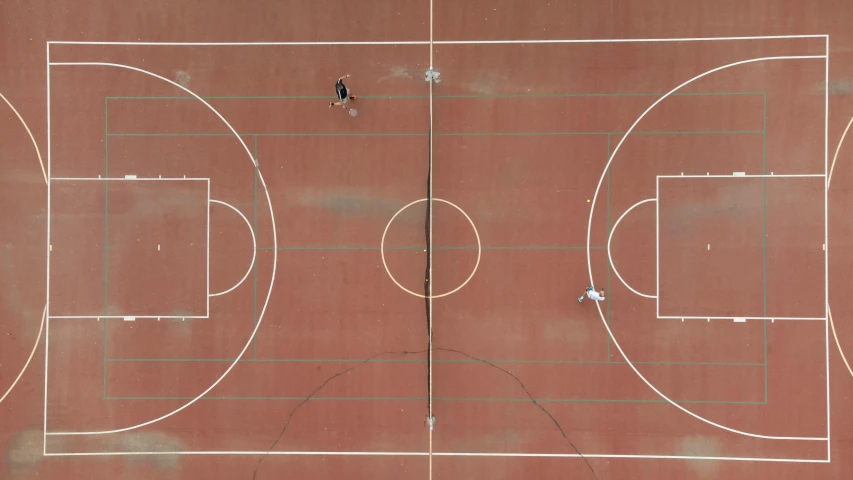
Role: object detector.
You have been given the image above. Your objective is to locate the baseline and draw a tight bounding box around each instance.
[47,34,827,46]
[41,451,829,463]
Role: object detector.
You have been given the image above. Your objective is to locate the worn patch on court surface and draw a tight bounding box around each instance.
[175,70,191,88]
[104,431,186,469]
[6,428,47,468]
[679,435,722,478]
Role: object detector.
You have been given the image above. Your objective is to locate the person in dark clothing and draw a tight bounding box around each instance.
[329,74,357,109]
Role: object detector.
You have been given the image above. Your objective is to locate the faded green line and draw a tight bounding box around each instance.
[103,321,107,399]
[103,97,109,315]
[102,96,109,399]
[606,133,612,362]
[108,132,426,137]
[253,135,258,359]
[103,395,764,405]
[763,92,769,404]
[104,357,765,367]
[258,245,607,252]
[437,130,764,137]
[104,91,765,100]
[105,130,765,138]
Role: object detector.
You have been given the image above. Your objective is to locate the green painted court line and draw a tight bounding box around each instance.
[253,135,259,359]
[437,130,764,137]
[105,130,765,138]
[762,92,769,403]
[104,357,765,367]
[103,97,110,316]
[103,321,107,399]
[606,134,612,362]
[102,97,109,399]
[104,91,766,101]
[257,245,605,252]
[107,132,427,137]
[103,395,764,405]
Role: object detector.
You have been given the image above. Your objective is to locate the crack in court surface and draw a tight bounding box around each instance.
[251,347,597,480]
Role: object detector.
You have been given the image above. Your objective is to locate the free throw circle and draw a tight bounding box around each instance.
[380,198,481,299]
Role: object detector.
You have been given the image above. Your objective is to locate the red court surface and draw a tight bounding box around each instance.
[3,1,853,480]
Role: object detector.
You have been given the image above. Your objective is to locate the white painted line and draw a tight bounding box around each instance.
[49,315,208,319]
[49,41,430,46]
[824,36,831,457]
[157,244,160,251]
[657,173,825,179]
[44,42,51,453]
[656,177,660,315]
[206,181,210,314]
[45,61,278,437]
[39,450,830,463]
[46,34,828,46]
[50,176,209,181]
[49,244,52,251]
[734,318,747,323]
[380,198,481,299]
[659,315,826,321]
[208,199,257,297]
[823,243,826,250]
[0,306,45,406]
[607,198,657,299]
[0,92,48,184]
[733,171,746,176]
[123,317,135,322]
[586,54,827,442]
[707,244,710,250]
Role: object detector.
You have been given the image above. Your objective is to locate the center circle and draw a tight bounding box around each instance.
[380,198,481,299]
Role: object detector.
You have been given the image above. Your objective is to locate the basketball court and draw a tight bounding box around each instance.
[2,2,853,479]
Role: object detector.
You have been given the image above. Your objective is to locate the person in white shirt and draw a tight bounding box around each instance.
[578,286,605,303]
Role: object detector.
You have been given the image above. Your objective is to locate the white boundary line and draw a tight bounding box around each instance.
[657,174,825,178]
[206,180,210,313]
[50,176,210,181]
[658,316,826,321]
[40,451,829,463]
[43,41,50,455]
[46,34,827,46]
[585,54,827,442]
[607,198,657,299]
[44,60,278,437]
[43,40,831,460]
[824,35,831,460]
[208,199,257,297]
[48,315,209,319]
